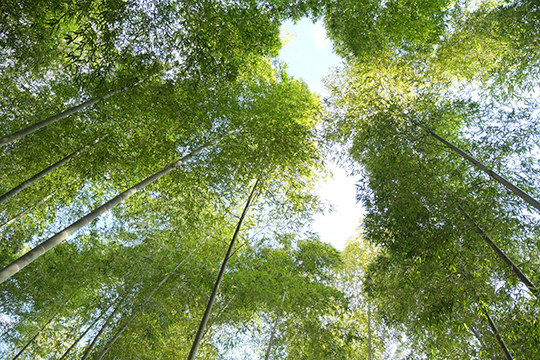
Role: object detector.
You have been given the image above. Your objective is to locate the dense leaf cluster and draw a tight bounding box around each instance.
[324,0,540,357]
[2,0,540,358]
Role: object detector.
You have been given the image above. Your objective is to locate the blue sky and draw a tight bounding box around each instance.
[279,19,340,97]
[278,19,364,251]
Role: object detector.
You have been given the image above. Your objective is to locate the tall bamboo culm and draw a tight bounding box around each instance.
[0,129,235,284]
[0,77,149,147]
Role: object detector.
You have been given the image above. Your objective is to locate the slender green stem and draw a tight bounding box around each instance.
[0,77,149,147]
[424,127,540,212]
[0,130,234,284]
[458,204,538,297]
[0,133,109,205]
[187,178,260,360]
[482,306,513,360]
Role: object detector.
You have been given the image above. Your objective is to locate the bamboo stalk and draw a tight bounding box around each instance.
[58,297,118,360]
[80,294,129,360]
[187,179,259,360]
[0,130,234,284]
[0,133,109,205]
[458,204,538,297]
[482,306,513,360]
[0,77,149,147]
[264,290,287,360]
[93,236,210,360]
[11,297,71,360]
[424,127,540,212]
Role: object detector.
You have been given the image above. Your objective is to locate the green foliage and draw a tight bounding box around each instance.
[3,0,540,358]
[0,8,334,354]
[324,43,540,357]
[325,0,452,59]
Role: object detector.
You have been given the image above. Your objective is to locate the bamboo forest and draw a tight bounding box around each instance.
[0,0,539,359]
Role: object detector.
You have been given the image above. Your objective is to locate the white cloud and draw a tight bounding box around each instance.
[313,162,364,250]
[311,22,330,50]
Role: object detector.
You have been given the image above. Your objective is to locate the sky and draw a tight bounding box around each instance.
[278,19,365,251]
